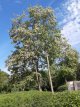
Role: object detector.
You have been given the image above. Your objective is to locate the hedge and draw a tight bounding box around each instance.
[57,84,68,92]
[0,91,80,107]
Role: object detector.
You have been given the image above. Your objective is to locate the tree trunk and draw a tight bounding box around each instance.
[47,55,54,93]
[65,78,67,84]
[73,81,75,90]
[35,61,42,91]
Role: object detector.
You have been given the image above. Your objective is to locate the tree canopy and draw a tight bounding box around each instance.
[6,6,79,92]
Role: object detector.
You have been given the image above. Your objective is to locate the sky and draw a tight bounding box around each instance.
[0,0,80,73]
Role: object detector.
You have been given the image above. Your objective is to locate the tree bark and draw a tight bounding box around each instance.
[35,60,42,91]
[47,55,54,93]
[65,78,67,84]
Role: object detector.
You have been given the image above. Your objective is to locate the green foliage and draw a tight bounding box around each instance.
[9,71,49,92]
[50,47,79,88]
[57,84,68,92]
[0,91,80,107]
[76,63,80,80]
[57,66,76,85]
[0,70,9,93]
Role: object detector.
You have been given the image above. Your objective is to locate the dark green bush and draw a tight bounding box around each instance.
[0,91,80,107]
[57,84,68,92]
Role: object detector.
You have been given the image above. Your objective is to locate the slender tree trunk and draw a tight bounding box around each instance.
[35,60,42,91]
[47,55,54,93]
[65,78,67,84]
[73,81,75,90]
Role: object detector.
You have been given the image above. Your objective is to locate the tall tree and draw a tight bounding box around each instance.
[6,6,74,92]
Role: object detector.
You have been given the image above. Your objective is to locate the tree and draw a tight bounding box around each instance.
[76,63,80,80]
[0,69,9,92]
[6,6,61,92]
[6,6,78,92]
[60,47,78,80]
[53,47,79,89]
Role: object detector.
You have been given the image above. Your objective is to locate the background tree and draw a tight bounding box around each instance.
[76,63,80,80]
[51,46,79,90]
[0,69,9,92]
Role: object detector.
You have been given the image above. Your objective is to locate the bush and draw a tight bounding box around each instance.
[57,84,68,92]
[0,91,80,107]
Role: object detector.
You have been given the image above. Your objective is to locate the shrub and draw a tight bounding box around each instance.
[57,84,68,92]
[0,91,80,107]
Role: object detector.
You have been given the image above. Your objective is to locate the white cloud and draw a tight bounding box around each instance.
[62,20,80,45]
[60,0,80,46]
[1,67,10,74]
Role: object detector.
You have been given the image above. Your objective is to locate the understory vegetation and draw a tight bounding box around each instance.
[0,91,80,107]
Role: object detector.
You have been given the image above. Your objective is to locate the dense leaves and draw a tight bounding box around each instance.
[0,69,9,92]
[0,91,80,107]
